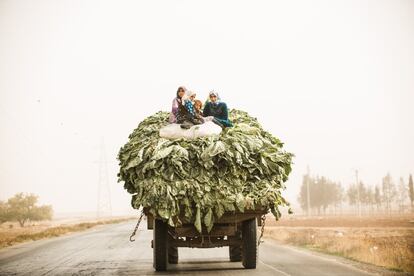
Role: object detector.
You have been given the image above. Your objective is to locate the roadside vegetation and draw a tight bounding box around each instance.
[0,217,134,249]
[0,193,53,227]
[265,215,414,273]
[275,171,414,273]
[0,192,135,249]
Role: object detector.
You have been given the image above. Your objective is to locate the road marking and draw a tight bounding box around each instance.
[259,260,291,276]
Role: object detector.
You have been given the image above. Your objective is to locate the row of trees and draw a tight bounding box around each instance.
[0,193,53,227]
[298,173,414,215]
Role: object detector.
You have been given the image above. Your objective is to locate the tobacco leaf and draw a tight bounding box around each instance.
[117,109,294,232]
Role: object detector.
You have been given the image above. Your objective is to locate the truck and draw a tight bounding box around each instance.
[144,206,267,271]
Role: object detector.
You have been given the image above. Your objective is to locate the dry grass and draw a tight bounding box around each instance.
[264,215,414,273]
[0,217,134,249]
[266,214,414,228]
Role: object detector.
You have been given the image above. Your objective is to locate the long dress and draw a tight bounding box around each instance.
[202,102,233,127]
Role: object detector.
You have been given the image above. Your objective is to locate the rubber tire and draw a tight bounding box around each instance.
[229,245,242,262]
[242,218,257,269]
[229,233,242,262]
[168,246,178,264]
[153,219,168,271]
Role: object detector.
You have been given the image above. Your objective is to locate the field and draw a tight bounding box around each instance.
[264,215,414,273]
[0,216,135,249]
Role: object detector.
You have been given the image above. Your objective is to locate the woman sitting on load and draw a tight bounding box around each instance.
[169,88,203,129]
[203,91,233,128]
[169,86,186,124]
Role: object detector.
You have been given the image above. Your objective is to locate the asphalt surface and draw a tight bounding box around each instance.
[0,220,377,275]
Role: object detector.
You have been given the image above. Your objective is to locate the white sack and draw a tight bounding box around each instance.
[159,122,222,139]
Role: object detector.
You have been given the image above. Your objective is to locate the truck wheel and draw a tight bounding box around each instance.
[229,245,242,262]
[168,246,178,264]
[153,219,168,271]
[229,233,242,262]
[242,218,257,269]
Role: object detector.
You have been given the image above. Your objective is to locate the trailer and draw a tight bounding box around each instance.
[144,207,267,271]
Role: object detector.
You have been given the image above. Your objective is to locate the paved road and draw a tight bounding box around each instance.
[0,221,377,275]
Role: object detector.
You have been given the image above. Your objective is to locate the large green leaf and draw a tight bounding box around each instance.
[195,207,202,233]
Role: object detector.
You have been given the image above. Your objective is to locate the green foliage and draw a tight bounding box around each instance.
[117,109,293,232]
[6,193,53,227]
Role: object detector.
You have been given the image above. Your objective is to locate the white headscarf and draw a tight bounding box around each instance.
[207,90,221,103]
[182,90,196,105]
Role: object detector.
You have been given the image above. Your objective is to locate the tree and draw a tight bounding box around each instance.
[374,185,381,212]
[298,175,342,215]
[0,201,10,224]
[409,174,414,212]
[397,177,407,213]
[332,182,344,214]
[316,176,330,214]
[359,181,368,214]
[382,173,397,215]
[363,185,375,214]
[298,174,314,215]
[347,184,358,213]
[7,193,53,227]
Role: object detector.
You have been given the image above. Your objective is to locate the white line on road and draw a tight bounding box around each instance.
[259,260,292,276]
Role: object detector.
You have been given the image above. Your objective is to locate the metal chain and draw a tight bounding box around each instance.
[129,210,144,242]
[258,214,266,246]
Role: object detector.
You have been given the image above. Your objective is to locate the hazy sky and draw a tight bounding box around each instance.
[1,0,413,214]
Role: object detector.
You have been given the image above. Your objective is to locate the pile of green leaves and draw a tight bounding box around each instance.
[117,109,293,233]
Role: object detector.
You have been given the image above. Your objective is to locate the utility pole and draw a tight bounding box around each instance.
[306,165,311,217]
[355,169,361,217]
[96,138,112,218]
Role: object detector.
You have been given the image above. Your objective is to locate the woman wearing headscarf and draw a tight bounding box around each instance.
[177,90,203,129]
[169,86,186,123]
[183,91,197,117]
[203,91,233,128]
